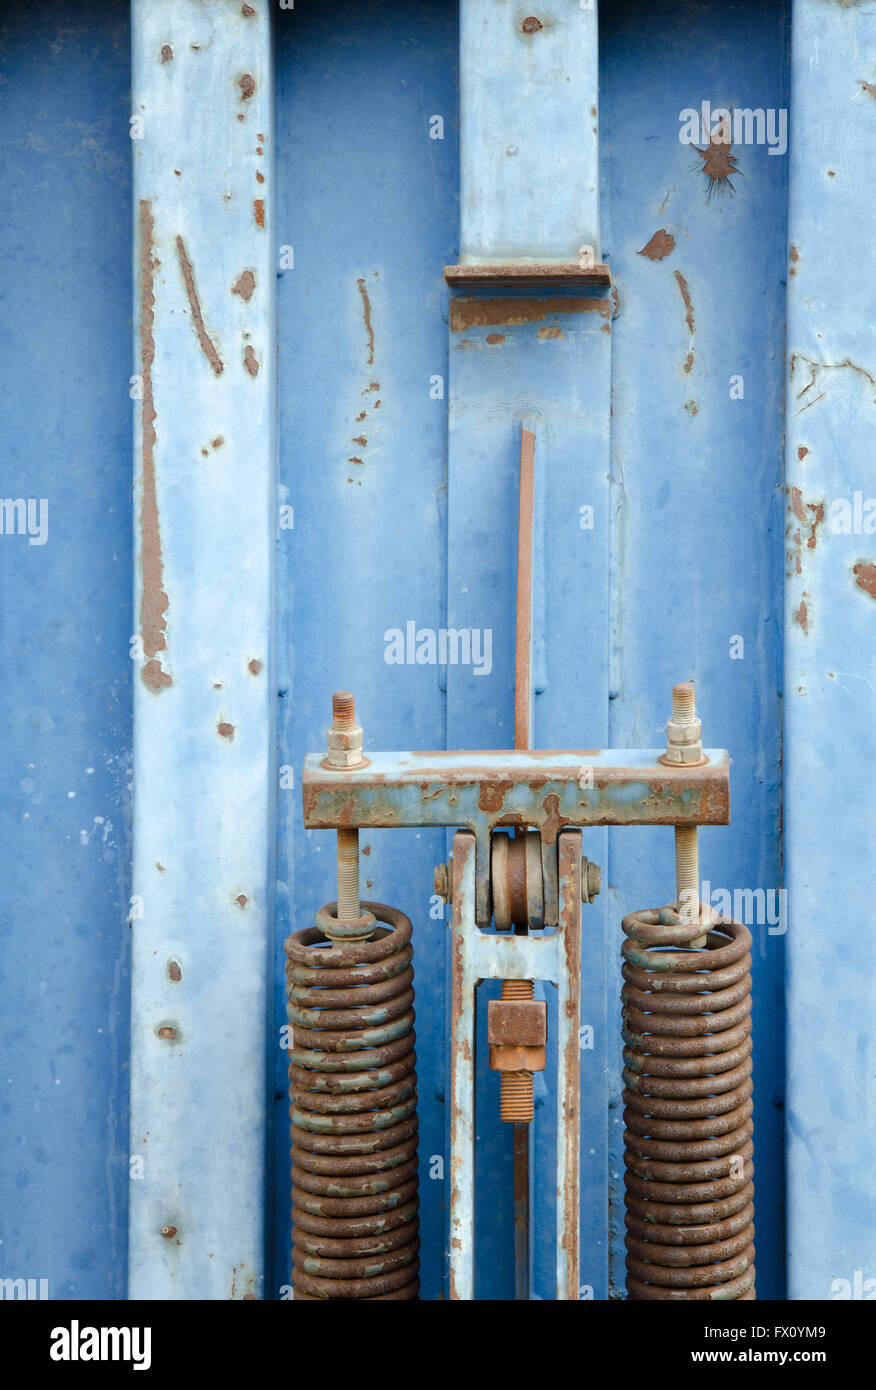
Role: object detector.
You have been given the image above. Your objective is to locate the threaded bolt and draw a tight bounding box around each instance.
[500,979,535,1123]
[329,691,361,928]
[669,683,707,945]
[332,690,356,728]
[672,682,696,722]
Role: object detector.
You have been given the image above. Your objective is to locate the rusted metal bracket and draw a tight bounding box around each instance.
[302,748,730,926]
[449,829,582,1300]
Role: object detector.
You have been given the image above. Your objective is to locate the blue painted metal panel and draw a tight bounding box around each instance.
[274,0,459,1300]
[784,0,876,1302]
[600,0,789,1299]
[459,0,601,263]
[128,0,276,1300]
[0,0,132,1298]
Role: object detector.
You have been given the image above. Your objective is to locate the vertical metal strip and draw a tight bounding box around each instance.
[449,832,478,1301]
[129,0,276,1299]
[556,832,582,1301]
[785,0,876,1299]
[459,0,600,263]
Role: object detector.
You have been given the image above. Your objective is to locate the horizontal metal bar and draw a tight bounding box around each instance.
[302,748,730,833]
[445,263,611,288]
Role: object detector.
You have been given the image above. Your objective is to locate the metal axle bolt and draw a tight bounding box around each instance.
[667,682,707,946]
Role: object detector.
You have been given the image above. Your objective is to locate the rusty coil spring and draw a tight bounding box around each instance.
[285,900,419,1299]
[621,903,755,1300]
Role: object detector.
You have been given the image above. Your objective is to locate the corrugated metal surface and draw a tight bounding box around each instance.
[601,0,789,1299]
[0,0,871,1303]
[128,0,276,1299]
[0,0,133,1299]
[784,0,876,1302]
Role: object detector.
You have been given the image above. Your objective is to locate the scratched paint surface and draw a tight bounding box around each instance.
[784,0,876,1300]
[274,0,459,1300]
[601,0,789,1298]
[0,0,133,1297]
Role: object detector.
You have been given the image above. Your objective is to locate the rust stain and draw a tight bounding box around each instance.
[256,170,264,184]
[684,399,698,415]
[521,16,543,32]
[797,446,809,460]
[253,199,265,228]
[695,126,741,200]
[167,960,182,982]
[485,333,505,345]
[157,1026,179,1042]
[451,296,607,331]
[176,235,223,376]
[243,345,260,377]
[852,560,876,600]
[161,1225,178,1239]
[218,722,235,740]
[357,277,375,365]
[639,229,675,261]
[791,354,875,417]
[352,435,367,447]
[477,780,514,814]
[348,457,364,466]
[791,487,825,549]
[674,270,695,374]
[236,894,248,908]
[793,598,810,635]
[138,202,172,694]
[859,80,876,100]
[232,269,256,301]
[239,74,256,101]
[248,658,262,675]
[538,325,563,339]
[242,2,256,13]
[160,44,173,63]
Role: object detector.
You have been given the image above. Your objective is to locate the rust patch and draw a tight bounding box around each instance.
[538,325,563,339]
[859,80,876,100]
[160,44,173,63]
[674,270,695,374]
[685,399,698,415]
[157,1026,179,1042]
[793,599,810,635]
[253,199,265,228]
[176,235,223,376]
[138,202,172,694]
[167,960,182,982]
[791,487,825,549]
[791,354,876,417]
[352,435,367,447]
[695,127,741,200]
[242,2,256,13]
[797,446,809,460]
[232,269,256,301]
[485,333,505,346]
[478,780,514,814]
[218,722,235,740]
[248,658,262,675]
[852,560,876,600]
[451,296,607,331]
[357,277,375,365]
[639,229,675,261]
[243,345,260,377]
[521,16,543,32]
[239,74,256,101]
[236,894,248,908]
[256,169,265,184]
[161,1225,178,1239]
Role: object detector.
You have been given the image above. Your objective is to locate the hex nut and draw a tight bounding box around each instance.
[325,723,364,767]
[434,862,451,902]
[487,999,547,1047]
[582,859,602,902]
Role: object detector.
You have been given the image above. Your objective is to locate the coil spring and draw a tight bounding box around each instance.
[621,903,755,1300]
[284,900,419,1299]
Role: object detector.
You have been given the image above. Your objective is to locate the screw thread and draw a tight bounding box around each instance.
[672,682,696,721]
[336,828,360,922]
[502,979,534,1001]
[501,1072,534,1123]
[332,690,356,728]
